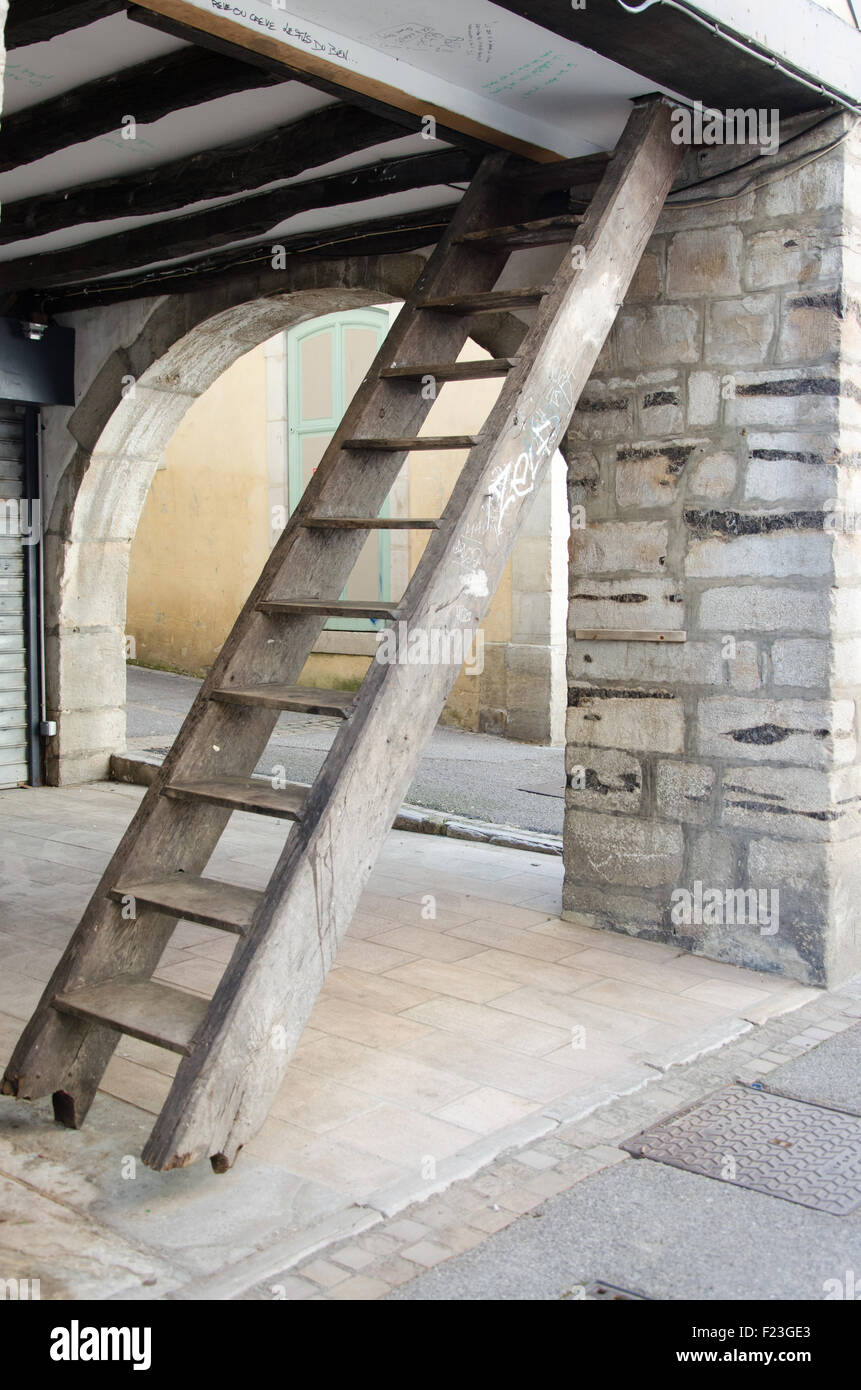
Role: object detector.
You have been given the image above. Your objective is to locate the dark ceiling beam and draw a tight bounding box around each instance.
[0,48,287,174]
[493,0,818,115]
[125,3,493,157]
[5,0,125,49]
[0,105,406,247]
[41,202,460,311]
[1,146,478,292]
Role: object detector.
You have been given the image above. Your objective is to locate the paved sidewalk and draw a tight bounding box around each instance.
[255,1003,861,1302]
[0,781,824,1300]
[126,664,565,834]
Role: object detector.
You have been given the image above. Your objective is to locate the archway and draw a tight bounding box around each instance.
[42,253,564,784]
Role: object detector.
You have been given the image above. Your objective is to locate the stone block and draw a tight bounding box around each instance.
[640,386,684,435]
[667,227,743,296]
[743,431,838,505]
[725,367,840,428]
[704,295,777,365]
[570,521,668,575]
[615,440,703,508]
[567,637,723,689]
[698,585,830,633]
[771,638,830,690]
[777,290,842,363]
[686,451,737,500]
[614,305,702,369]
[566,690,685,754]
[696,696,855,766]
[656,760,715,824]
[722,764,861,841]
[563,809,684,887]
[686,371,721,427]
[569,577,684,632]
[565,745,643,813]
[684,530,832,581]
[743,227,842,292]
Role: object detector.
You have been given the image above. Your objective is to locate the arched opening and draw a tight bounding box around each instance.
[45,260,566,787]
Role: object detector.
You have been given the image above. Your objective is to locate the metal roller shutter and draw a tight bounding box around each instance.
[0,404,30,787]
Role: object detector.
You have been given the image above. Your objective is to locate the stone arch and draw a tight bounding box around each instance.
[42,252,556,784]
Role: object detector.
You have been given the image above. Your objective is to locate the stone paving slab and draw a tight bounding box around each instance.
[0,782,849,1300]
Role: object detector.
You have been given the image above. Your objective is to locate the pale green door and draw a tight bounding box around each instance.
[287,308,391,631]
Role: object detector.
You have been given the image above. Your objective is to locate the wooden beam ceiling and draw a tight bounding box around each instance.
[41,202,461,311]
[2,147,477,291]
[0,106,406,247]
[5,0,126,50]
[0,48,287,174]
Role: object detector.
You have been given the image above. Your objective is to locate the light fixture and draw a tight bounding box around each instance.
[21,310,49,342]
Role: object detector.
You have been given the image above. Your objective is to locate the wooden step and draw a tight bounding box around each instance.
[259,598,402,620]
[457,215,583,250]
[419,288,549,314]
[211,683,356,717]
[303,517,440,530]
[111,871,262,934]
[54,977,208,1056]
[380,359,515,382]
[164,776,308,821]
[514,152,610,191]
[343,435,480,451]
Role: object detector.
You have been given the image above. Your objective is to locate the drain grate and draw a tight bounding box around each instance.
[621,1084,861,1216]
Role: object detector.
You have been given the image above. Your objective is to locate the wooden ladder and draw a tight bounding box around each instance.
[2,98,682,1171]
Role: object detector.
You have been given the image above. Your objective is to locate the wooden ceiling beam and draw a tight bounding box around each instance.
[5,0,125,49]
[0,48,287,174]
[0,105,406,247]
[1,147,477,291]
[40,202,460,311]
[125,3,494,157]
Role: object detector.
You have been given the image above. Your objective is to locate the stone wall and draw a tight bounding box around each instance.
[563,111,861,986]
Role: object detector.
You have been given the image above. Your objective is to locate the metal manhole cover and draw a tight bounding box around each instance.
[621,1084,861,1216]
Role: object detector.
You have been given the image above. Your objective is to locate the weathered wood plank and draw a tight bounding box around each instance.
[54,979,207,1056]
[573,629,688,643]
[45,203,461,311]
[303,518,440,530]
[110,872,261,933]
[258,599,402,620]
[457,215,583,250]
[420,288,549,314]
[3,149,478,292]
[0,107,405,247]
[164,778,308,820]
[0,50,284,175]
[140,98,684,1171]
[381,360,515,382]
[5,0,124,49]
[210,684,356,716]
[343,436,480,451]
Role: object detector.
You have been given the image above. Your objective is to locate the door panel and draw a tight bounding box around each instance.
[288,309,391,631]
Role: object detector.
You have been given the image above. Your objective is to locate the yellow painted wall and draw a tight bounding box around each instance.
[127,329,514,730]
[127,344,269,675]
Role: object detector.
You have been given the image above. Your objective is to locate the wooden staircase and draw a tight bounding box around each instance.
[2,98,683,1171]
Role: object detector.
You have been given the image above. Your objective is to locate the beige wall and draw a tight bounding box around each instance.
[127,322,564,740]
[127,343,270,674]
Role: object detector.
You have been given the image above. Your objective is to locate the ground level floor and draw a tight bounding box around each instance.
[3,780,856,1300]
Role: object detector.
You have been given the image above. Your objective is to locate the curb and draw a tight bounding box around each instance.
[109,750,563,857]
